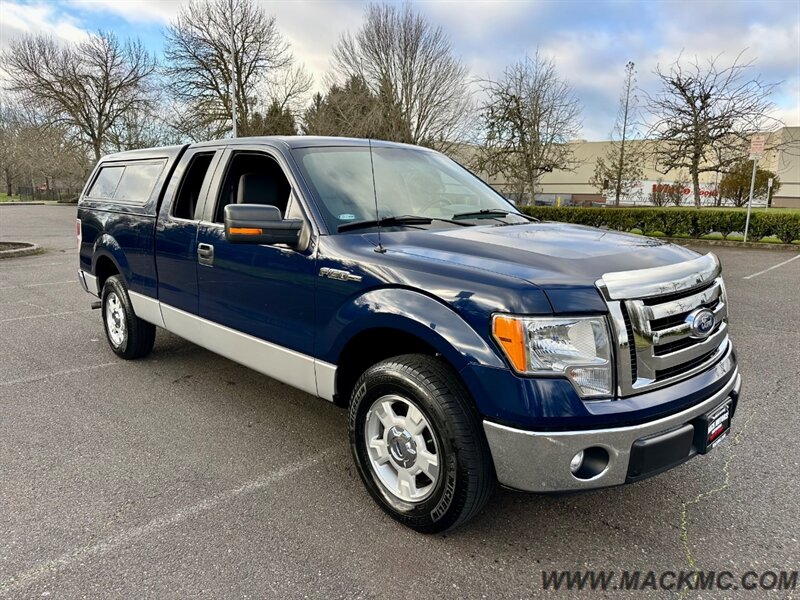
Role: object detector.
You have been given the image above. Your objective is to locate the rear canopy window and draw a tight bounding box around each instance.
[88,166,124,198]
[87,161,165,204]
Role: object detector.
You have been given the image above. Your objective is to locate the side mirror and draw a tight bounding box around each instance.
[224,204,303,246]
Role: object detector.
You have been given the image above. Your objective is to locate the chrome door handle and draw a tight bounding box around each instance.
[197,243,214,266]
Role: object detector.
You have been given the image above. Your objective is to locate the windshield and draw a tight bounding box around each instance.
[292,146,522,232]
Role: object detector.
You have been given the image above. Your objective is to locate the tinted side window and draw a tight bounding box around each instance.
[213,153,291,222]
[88,166,124,198]
[114,162,165,204]
[172,153,215,220]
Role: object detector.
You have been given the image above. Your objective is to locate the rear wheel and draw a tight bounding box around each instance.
[349,354,495,533]
[101,275,155,359]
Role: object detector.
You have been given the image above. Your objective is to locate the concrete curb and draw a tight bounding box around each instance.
[663,237,799,251]
[0,201,54,206]
[0,242,43,259]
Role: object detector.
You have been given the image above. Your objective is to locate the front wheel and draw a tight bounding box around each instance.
[101,275,156,359]
[348,354,495,533]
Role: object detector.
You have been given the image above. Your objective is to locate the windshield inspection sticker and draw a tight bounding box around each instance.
[338,213,356,220]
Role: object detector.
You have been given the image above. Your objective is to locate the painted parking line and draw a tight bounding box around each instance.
[0,449,332,595]
[742,254,800,280]
[0,362,118,386]
[0,280,76,290]
[0,300,45,309]
[0,309,92,323]
[0,261,72,270]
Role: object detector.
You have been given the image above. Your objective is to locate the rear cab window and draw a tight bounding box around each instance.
[171,153,216,221]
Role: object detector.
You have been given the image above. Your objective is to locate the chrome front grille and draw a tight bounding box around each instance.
[597,253,731,396]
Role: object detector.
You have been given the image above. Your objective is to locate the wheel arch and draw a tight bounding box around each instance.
[333,327,441,407]
[92,235,129,289]
[324,288,505,406]
[94,254,121,290]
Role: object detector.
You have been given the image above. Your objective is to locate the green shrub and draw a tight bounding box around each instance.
[629,228,643,235]
[647,231,667,237]
[726,233,744,241]
[749,212,800,244]
[701,232,725,240]
[759,236,783,244]
[521,206,800,244]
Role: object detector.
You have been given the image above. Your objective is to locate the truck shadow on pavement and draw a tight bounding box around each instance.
[137,333,708,562]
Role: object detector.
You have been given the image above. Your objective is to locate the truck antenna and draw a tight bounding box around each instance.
[368,138,386,254]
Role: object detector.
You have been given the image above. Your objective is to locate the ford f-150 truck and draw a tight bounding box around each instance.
[77,137,740,532]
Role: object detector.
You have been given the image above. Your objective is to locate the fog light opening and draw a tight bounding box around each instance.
[570,447,610,480]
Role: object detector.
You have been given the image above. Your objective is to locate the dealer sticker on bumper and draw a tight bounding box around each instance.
[704,402,732,451]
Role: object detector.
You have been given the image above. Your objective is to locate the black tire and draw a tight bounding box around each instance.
[101,275,156,359]
[349,354,495,533]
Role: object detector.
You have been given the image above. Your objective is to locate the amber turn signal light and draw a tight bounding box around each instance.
[492,315,527,372]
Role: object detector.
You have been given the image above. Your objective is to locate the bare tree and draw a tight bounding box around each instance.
[648,177,688,207]
[0,100,91,194]
[270,64,314,116]
[0,102,22,195]
[2,31,157,160]
[590,62,644,205]
[669,175,689,206]
[164,0,309,139]
[105,104,179,152]
[648,178,671,207]
[330,3,471,152]
[473,51,582,203]
[644,52,781,207]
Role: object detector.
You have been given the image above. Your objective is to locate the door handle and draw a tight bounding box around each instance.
[197,243,214,266]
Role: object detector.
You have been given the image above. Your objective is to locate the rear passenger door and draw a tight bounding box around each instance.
[155,147,221,314]
[195,146,317,358]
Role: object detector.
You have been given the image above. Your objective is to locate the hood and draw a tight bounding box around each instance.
[378,222,700,312]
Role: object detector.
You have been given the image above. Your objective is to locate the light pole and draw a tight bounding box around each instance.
[229,0,237,138]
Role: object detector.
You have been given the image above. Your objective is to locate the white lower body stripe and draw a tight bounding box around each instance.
[128,295,335,401]
[129,291,165,327]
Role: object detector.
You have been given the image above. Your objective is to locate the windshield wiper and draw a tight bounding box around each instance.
[338,214,471,233]
[452,209,538,222]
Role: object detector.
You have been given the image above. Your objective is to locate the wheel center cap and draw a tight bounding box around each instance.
[387,426,417,468]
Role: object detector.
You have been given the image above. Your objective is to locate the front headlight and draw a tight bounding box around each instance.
[492,315,613,398]
[718,277,729,321]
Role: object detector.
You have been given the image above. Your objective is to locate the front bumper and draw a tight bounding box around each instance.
[483,367,741,492]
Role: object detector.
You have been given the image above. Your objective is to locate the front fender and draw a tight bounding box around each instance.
[318,287,506,371]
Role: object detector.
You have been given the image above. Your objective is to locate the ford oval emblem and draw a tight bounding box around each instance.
[686,308,716,339]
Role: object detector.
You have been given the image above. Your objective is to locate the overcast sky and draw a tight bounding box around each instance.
[1,0,798,140]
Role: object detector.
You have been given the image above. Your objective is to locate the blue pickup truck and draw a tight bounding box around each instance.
[77,137,740,532]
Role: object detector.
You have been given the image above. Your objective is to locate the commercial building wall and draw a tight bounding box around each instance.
[461,127,800,208]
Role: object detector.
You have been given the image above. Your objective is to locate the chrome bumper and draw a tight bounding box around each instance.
[78,270,99,297]
[483,368,741,493]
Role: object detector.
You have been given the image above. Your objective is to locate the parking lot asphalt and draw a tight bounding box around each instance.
[1,204,798,599]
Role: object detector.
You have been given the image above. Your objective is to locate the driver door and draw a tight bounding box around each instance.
[194,146,319,393]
